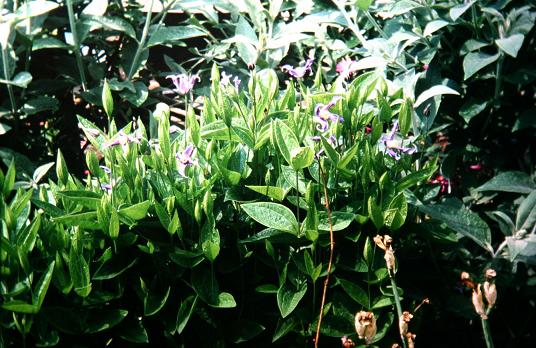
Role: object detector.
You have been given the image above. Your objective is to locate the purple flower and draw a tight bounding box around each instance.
[220,72,241,91]
[313,96,344,132]
[281,58,314,78]
[336,57,359,79]
[166,74,200,95]
[380,121,417,160]
[103,131,140,149]
[100,165,111,174]
[233,76,241,90]
[311,134,337,158]
[176,144,197,177]
[101,183,112,192]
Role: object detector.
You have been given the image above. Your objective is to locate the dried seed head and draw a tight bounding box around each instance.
[485,269,497,281]
[341,336,355,348]
[406,332,416,348]
[355,311,377,344]
[384,248,396,270]
[399,311,413,336]
[483,281,497,309]
[472,284,488,320]
[461,271,475,289]
[384,235,393,248]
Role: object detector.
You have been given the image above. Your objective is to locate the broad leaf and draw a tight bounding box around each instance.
[463,52,500,80]
[496,34,524,58]
[476,171,535,194]
[241,202,299,235]
[277,280,307,318]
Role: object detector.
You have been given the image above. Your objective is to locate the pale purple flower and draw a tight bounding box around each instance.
[101,183,112,192]
[166,74,200,95]
[336,57,359,79]
[170,125,181,134]
[380,121,417,160]
[176,144,197,177]
[100,165,111,174]
[281,58,314,78]
[313,96,344,132]
[103,131,140,149]
[233,76,241,90]
[311,134,337,158]
[220,72,241,91]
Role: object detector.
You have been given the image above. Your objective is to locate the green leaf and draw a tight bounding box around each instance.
[419,199,492,252]
[241,202,299,235]
[93,254,138,280]
[200,219,220,262]
[2,160,15,196]
[459,98,488,123]
[118,200,151,220]
[32,261,55,311]
[318,211,355,232]
[69,245,92,297]
[1,300,37,313]
[246,185,289,201]
[33,37,69,50]
[56,150,69,185]
[82,0,108,16]
[273,119,300,165]
[177,295,197,334]
[516,191,536,231]
[476,171,535,194]
[118,318,149,343]
[384,192,407,230]
[0,123,11,135]
[53,211,98,228]
[81,15,136,39]
[339,278,369,307]
[368,196,384,229]
[450,1,475,21]
[463,52,500,80]
[147,25,206,47]
[32,162,54,184]
[210,292,237,308]
[144,285,170,316]
[102,79,113,118]
[23,96,59,115]
[496,34,524,58]
[423,20,449,37]
[15,0,59,18]
[277,280,307,318]
[10,71,32,88]
[57,190,101,209]
[290,147,314,170]
[415,85,459,108]
[86,309,128,333]
[398,98,412,135]
[230,319,265,343]
[356,0,373,10]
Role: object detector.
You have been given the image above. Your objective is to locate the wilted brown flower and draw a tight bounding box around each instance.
[472,284,488,320]
[483,281,497,309]
[384,248,396,270]
[460,271,476,289]
[399,311,413,336]
[406,332,416,348]
[485,269,497,280]
[341,335,355,348]
[355,311,377,344]
[373,235,386,250]
[374,235,396,270]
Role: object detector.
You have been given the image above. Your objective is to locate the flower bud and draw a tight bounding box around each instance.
[472,284,488,319]
[355,311,377,344]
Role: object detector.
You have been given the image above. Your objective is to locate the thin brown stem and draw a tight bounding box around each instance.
[314,164,335,348]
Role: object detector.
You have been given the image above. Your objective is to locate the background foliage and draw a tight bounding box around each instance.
[1,0,535,347]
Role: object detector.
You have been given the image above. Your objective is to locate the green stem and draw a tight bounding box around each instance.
[481,318,495,348]
[127,0,155,80]
[65,0,87,91]
[1,43,17,116]
[333,0,369,49]
[390,272,407,348]
[295,170,300,224]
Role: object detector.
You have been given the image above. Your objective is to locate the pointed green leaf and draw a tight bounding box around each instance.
[241,202,299,235]
[496,34,524,58]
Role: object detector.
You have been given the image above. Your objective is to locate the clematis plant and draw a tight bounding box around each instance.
[313,96,344,132]
[176,144,197,176]
[103,130,140,149]
[281,58,314,78]
[166,73,200,95]
[380,121,417,160]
